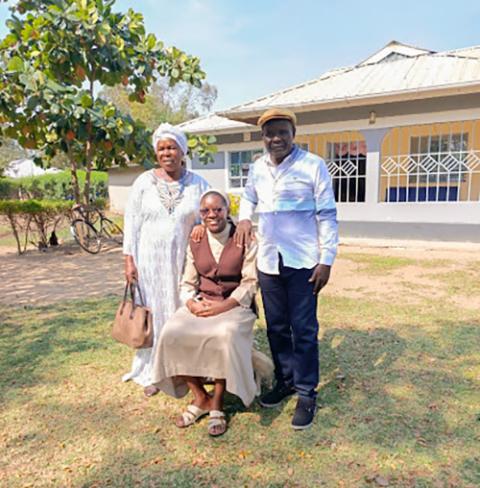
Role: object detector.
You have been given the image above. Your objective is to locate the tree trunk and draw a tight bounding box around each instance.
[83,140,93,205]
[82,80,95,206]
[22,215,32,253]
[7,213,23,255]
[67,143,81,203]
[70,163,81,203]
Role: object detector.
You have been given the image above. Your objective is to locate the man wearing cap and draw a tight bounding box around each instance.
[235,108,338,430]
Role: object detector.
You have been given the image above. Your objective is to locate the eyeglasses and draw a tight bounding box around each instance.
[199,207,226,217]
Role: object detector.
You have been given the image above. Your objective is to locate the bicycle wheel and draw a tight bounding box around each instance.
[71,219,102,254]
[101,218,123,245]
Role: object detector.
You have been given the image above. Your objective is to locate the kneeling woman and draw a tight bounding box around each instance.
[151,189,258,436]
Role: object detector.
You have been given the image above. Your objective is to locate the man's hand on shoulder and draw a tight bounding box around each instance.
[234,219,254,248]
[309,264,331,295]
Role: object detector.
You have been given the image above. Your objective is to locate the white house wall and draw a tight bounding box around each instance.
[108,168,144,214]
[190,151,229,190]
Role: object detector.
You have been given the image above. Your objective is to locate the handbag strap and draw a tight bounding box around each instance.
[120,282,130,314]
[130,281,146,307]
[120,281,147,315]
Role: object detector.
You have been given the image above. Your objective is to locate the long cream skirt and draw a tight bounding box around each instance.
[151,305,257,406]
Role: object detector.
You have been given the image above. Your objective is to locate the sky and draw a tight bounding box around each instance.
[1,0,480,111]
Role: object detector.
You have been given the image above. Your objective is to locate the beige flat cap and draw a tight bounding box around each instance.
[257,108,297,127]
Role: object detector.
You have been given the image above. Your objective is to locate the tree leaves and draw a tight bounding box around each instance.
[7,56,24,72]
[0,0,211,203]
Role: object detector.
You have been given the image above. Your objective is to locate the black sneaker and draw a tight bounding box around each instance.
[259,384,295,408]
[291,396,317,430]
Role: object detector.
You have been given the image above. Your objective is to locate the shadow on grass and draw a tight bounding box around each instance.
[76,450,250,488]
[0,299,116,403]
[3,299,478,487]
[318,326,407,404]
[314,321,479,452]
[252,324,409,429]
[250,320,478,455]
[249,324,409,429]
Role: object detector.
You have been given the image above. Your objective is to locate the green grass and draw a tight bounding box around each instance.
[1,259,479,487]
[431,268,480,296]
[341,253,417,274]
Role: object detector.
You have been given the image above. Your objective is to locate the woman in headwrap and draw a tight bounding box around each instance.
[122,123,210,396]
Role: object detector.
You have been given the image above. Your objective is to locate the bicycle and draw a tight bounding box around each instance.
[70,203,123,254]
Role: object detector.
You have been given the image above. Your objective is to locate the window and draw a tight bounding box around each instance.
[381,122,480,202]
[410,133,468,183]
[228,149,263,189]
[326,141,367,203]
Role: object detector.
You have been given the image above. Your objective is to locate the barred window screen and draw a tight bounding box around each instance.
[325,141,366,203]
[381,121,480,202]
[229,149,263,189]
[410,134,468,183]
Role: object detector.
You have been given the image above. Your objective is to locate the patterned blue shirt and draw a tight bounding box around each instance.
[238,145,338,274]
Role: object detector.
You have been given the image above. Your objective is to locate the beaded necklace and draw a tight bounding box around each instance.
[153,169,188,215]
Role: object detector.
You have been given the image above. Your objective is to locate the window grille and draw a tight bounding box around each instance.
[296,131,367,203]
[410,134,468,183]
[325,140,367,203]
[381,121,480,202]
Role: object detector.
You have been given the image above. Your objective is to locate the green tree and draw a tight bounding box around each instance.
[0,0,212,204]
[101,80,217,129]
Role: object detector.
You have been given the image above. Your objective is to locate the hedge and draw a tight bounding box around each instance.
[0,170,108,201]
[0,199,73,254]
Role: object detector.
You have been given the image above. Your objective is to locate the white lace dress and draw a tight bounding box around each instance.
[122,169,210,386]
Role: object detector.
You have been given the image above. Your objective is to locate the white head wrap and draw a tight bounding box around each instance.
[152,123,188,156]
[200,188,230,209]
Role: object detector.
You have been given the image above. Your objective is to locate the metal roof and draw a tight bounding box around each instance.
[221,42,480,123]
[357,40,434,65]
[177,113,253,135]
[179,42,480,133]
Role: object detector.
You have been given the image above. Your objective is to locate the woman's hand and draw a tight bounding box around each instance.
[186,298,207,315]
[194,298,238,318]
[233,219,254,248]
[124,255,138,283]
[190,224,206,243]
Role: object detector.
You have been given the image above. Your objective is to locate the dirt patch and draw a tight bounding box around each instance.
[1,239,479,308]
[331,244,480,307]
[0,243,124,306]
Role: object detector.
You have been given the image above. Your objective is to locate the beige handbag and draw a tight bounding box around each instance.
[112,282,153,348]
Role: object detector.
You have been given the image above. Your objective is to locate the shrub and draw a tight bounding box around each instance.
[0,178,21,199]
[0,199,73,254]
[0,170,108,201]
[228,193,240,218]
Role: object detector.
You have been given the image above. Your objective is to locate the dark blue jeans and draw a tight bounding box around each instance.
[258,256,319,399]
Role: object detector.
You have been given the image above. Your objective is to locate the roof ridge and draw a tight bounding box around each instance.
[433,51,480,61]
[224,66,354,112]
[443,44,480,53]
[384,39,434,52]
[354,51,432,68]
